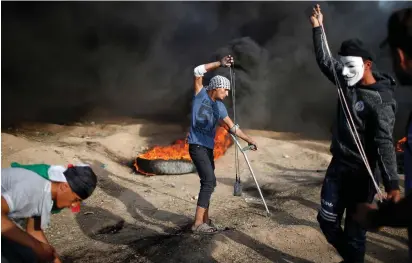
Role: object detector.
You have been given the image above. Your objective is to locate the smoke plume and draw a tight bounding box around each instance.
[2,1,411,139]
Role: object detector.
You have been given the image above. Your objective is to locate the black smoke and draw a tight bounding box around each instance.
[2,1,411,139]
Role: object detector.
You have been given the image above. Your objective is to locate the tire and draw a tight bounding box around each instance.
[135,157,196,175]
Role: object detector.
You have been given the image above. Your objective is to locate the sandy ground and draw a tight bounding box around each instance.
[1,120,409,263]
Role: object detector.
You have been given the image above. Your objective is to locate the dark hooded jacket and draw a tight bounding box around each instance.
[313,26,399,192]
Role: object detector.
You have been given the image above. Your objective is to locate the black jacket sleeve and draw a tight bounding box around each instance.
[372,102,400,192]
[407,112,412,151]
[366,193,412,228]
[312,26,343,85]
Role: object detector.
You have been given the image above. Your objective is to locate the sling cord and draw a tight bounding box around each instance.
[229,64,241,184]
[317,17,384,201]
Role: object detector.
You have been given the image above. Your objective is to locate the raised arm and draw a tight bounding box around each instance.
[310,4,343,84]
[193,55,234,96]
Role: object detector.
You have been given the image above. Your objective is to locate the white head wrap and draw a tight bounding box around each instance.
[47,163,90,182]
[206,75,231,91]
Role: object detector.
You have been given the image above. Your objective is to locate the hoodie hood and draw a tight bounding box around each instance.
[372,71,397,91]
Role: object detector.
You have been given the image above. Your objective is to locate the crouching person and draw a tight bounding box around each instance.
[1,162,97,263]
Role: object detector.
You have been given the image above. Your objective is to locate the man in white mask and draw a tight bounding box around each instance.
[340,56,365,86]
[337,38,378,87]
[310,4,400,263]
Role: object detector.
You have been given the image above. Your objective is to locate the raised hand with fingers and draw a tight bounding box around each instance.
[310,4,323,28]
[220,55,234,68]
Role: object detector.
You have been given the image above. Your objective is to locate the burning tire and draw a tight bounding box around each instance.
[133,127,233,176]
[135,157,196,175]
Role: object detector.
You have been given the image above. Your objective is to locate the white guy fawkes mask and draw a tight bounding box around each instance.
[340,56,365,86]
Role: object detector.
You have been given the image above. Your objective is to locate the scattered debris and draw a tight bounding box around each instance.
[244,197,262,204]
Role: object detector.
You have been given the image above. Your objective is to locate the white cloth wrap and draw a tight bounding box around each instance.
[194,65,207,77]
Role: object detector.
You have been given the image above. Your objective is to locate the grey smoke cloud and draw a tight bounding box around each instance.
[212,1,411,138]
[2,1,411,139]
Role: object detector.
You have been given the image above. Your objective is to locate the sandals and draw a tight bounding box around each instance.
[207,219,217,228]
[191,223,218,235]
[208,219,232,231]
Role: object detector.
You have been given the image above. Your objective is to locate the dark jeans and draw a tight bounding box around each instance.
[405,147,412,261]
[1,236,37,263]
[403,147,412,262]
[317,157,376,263]
[189,144,216,209]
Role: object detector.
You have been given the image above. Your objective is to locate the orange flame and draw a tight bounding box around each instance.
[396,137,407,152]
[134,126,233,175]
